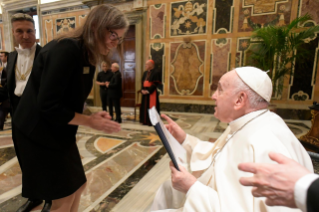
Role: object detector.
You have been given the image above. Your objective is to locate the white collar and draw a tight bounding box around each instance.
[228,109,268,134]
[15,43,37,56]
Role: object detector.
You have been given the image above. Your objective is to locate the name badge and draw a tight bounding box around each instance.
[83,67,90,74]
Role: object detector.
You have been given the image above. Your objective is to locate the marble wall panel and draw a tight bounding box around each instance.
[300,0,319,25]
[56,17,76,35]
[150,4,166,39]
[150,43,165,93]
[41,9,90,44]
[236,37,252,67]
[238,0,292,32]
[288,36,319,101]
[213,0,234,34]
[169,41,205,96]
[44,19,54,45]
[170,0,207,37]
[210,38,231,91]
[79,15,87,27]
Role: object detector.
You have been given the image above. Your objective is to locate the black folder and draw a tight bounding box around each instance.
[154,123,180,171]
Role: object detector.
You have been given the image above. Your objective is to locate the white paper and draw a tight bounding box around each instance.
[149,107,187,165]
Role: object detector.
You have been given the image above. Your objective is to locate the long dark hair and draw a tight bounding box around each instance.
[57,5,129,65]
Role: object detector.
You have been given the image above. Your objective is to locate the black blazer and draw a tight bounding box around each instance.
[307,177,319,212]
[6,44,42,115]
[108,70,122,98]
[13,39,95,149]
[0,68,10,108]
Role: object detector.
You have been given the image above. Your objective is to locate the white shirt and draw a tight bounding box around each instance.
[294,173,319,212]
[14,43,37,96]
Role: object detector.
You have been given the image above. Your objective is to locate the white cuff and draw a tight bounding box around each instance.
[294,173,319,212]
[181,134,189,147]
[186,180,200,197]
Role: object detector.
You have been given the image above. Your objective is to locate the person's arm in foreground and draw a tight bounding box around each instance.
[238,152,314,210]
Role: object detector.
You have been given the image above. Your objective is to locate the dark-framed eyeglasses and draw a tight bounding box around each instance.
[107,28,124,44]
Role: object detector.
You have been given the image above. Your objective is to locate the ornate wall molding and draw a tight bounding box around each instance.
[40,0,86,14]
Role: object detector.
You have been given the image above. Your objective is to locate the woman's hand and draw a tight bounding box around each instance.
[87,111,121,133]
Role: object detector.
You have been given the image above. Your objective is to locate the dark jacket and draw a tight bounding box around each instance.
[107,70,122,98]
[12,38,95,200]
[307,177,319,212]
[6,44,42,115]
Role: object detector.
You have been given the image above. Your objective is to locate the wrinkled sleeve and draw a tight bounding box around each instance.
[183,181,220,212]
[182,134,202,163]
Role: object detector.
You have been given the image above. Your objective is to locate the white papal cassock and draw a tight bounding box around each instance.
[151,109,313,212]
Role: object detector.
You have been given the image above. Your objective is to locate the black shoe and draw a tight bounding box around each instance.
[16,199,43,212]
[41,200,52,212]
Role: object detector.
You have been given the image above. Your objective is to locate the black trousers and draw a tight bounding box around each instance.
[99,88,108,111]
[0,106,8,130]
[108,97,121,122]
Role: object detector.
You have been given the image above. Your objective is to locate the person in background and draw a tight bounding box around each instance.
[96,61,113,111]
[139,59,161,126]
[12,5,128,212]
[106,62,122,123]
[239,152,318,212]
[0,51,9,68]
[0,52,10,130]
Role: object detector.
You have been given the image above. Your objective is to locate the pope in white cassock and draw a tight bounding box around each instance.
[150,66,313,212]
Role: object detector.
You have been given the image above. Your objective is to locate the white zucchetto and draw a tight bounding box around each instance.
[235,66,273,102]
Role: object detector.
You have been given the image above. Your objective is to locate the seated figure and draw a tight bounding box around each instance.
[151,66,313,212]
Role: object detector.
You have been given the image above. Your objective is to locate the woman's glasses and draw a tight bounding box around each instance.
[107,29,124,44]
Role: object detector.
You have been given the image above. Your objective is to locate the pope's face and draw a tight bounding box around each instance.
[12,20,36,49]
[212,71,238,123]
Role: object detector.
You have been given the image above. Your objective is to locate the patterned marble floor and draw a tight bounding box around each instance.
[0,107,314,212]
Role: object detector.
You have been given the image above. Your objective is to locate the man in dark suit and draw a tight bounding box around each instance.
[96,61,113,111]
[6,13,48,212]
[0,56,10,130]
[0,51,9,68]
[107,62,122,123]
[239,152,317,212]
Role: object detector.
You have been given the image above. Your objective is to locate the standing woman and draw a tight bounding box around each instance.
[13,5,128,212]
[139,60,161,126]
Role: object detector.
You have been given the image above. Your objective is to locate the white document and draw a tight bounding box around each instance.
[149,107,187,167]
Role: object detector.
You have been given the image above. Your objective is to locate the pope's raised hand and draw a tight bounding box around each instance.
[161,114,186,144]
[87,111,121,133]
[170,161,197,194]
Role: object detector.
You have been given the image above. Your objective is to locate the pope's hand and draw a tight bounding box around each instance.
[238,152,310,208]
[161,114,186,144]
[87,111,121,133]
[170,161,197,194]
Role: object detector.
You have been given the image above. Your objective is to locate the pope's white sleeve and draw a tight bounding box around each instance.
[182,134,202,163]
[183,181,220,212]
